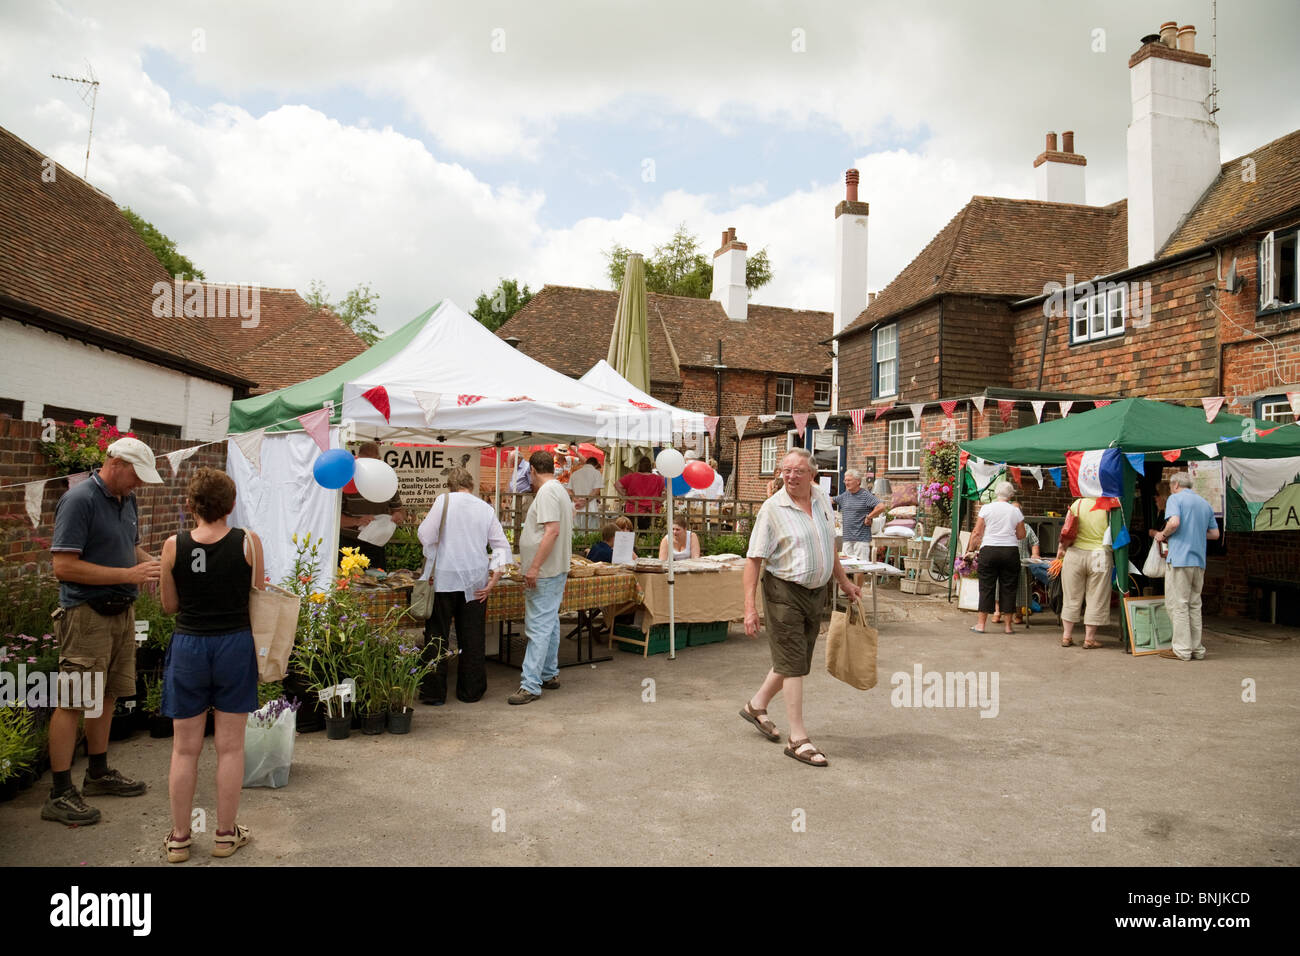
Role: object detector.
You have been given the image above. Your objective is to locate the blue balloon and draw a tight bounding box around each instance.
[313,449,356,489]
[671,474,690,496]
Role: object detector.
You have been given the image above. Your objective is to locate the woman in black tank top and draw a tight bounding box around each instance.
[158,467,264,862]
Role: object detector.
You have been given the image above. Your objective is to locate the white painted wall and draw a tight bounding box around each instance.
[1,319,233,441]
[711,246,748,321]
[1034,162,1086,204]
[1126,54,1221,267]
[832,208,869,414]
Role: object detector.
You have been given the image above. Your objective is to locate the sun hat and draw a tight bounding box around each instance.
[106,437,163,484]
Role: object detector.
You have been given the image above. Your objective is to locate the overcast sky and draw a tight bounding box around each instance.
[3,0,1297,333]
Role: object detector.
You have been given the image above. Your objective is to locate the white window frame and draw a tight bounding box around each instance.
[1106,286,1126,335]
[1070,286,1127,344]
[1258,397,1293,423]
[875,325,898,397]
[1071,298,1089,343]
[813,380,831,406]
[761,436,779,474]
[775,377,794,414]
[888,418,921,471]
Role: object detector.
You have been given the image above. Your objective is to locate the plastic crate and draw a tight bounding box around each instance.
[687,620,729,646]
[614,623,686,656]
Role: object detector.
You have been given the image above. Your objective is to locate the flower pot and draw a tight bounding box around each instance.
[16,766,36,791]
[325,716,351,740]
[361,713,386,735]
[149,715,173,739]
[109,711,137,741]
[283,671,323,733]
[0,778,17,803]
[387,708,413,735]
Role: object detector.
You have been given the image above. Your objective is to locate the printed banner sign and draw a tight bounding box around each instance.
[379,444,480,514]
[1224,456,1300,531]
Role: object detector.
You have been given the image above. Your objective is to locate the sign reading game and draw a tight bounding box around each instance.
[378,444,479,512]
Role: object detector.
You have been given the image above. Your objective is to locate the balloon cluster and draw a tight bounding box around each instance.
[656,450,715,496]
[312,449,400,502]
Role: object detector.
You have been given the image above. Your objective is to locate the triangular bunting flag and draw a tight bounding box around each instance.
[849,408,866,434]
[792,412,809,438]
[1196,443,1219,459]
[66,472,88,488]
[1048,466,1062,487]
[297,408,331,453]
[165,447,197,475]
[757,414,776,424]
[997,400,1015,424]
[361,385,391,423]
[1093,399,1111,408]
[971,396,986,416]
[25,479,46,527]
[1257,426,1280,437]
[1125,452,1146,474]
[940,400,957,419]
[1288,391,1300,419]
[909,403,924,426]
[959,450,970,470]
[629,399,654,410]
[458,394,484,406]
[1091,497,1120,511]
[413,391,441,426]
[232,429,266,473]
[734,415,749,442]
[814,411,831,430]
[874,405,890,421]
[1058,401,1073,418]
[1201,396,1225,423]
[1031,400,1045,423]
[1008,466,1022,485]
[1161,449,1181,463]
[704,416,719,440]
[1028,466,1044,490]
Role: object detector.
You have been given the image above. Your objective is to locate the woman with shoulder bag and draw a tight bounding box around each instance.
[159,467,263,862]
[417,467,512,704]
[1056,495,1113,648]
[965,481,1026,635]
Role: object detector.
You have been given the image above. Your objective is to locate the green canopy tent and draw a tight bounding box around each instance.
[951,398,1300,631]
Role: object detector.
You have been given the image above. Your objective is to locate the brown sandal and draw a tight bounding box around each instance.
[1061,637,1074,647]
[740,702,780,741]
[1083,640,1103,649]
[785,737,828,767]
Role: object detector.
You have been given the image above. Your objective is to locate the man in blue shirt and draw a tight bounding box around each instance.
[832,469,887,560]
[1154,472,1220,661]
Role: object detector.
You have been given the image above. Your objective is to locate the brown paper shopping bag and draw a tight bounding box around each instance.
[249,584,300,682]
[826,597,878,691]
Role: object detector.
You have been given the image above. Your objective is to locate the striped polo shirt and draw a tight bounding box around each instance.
[746,484,836,589]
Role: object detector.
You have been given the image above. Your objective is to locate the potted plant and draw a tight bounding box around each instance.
[133,590,174,676]
[38,417,137,477]
[385,638,439,735]
[355,637,389,735]
[0,706,38,802]
[142,675,171,738]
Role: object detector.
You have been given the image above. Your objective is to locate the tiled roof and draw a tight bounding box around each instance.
[0,125,252,386]
[840,196,1128,337]
[1161,128,1300,257]
[222,288,370,394]
[498,285,832,379]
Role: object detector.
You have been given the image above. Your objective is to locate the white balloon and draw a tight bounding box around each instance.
[353,458,399,503]
[655,448,685,479]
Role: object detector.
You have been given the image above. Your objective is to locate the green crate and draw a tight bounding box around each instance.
[687,620,729,646]
[614,623,687,656]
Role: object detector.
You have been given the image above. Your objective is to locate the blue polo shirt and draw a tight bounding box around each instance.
[833,488,882,543]
[1164,489,1216,569]
[51,469,140,607]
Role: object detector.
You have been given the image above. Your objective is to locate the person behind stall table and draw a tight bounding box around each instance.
[338,442,406,569]
[509,451,573,705]
[587,522,617,563]
[44,437,161,827]
[569,455,604,532]
[658,518,701,561]
[965,481,1026,636]
[1055,494,1113,649]
[833,468,886,561]
[992,488,1047,625]
[1155,472,1219,661]
[741,448,862,768]
[417,467,511,704]
[616,455,665,531]
[552,443,579,487]
[159,467,263,862]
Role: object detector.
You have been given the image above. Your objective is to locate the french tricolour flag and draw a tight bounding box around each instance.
[1065,449,1125,498]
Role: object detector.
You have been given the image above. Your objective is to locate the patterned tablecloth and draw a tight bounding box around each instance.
[486,572,641,623]
[348,585,413,621]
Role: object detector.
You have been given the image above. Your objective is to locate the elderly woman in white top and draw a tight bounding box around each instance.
[964,481,1026,635]
[417,467,511,704]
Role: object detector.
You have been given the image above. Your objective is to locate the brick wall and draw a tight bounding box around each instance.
[0,418,227,576]
[941,296,1015,395]
[839,300,943,409]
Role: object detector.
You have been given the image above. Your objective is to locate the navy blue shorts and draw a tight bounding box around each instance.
[162,629,259,719]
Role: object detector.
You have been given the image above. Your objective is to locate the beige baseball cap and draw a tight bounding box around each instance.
[106,437,163,484]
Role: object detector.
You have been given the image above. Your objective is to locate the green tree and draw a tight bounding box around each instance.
[472,278,534,332]
[120,207,205,279]
[306,279,382,346]
[605,224,773,299]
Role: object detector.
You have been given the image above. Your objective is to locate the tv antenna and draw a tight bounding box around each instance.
[50,61,100,179]
[1209,0,1220,116]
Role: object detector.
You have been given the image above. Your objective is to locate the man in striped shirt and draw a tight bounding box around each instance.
[740,448,861,768]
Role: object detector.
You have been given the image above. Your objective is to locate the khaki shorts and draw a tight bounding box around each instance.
[57,603,136,707]
[763,574,828,678]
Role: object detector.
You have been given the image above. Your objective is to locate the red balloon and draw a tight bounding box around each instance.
[343,479,358,495]
[682,460,714,490]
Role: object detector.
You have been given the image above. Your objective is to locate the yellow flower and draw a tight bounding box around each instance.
[309,592,327,604]
[292,532,299,544]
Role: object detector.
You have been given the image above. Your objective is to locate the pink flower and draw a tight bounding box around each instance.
[73,419,85,427]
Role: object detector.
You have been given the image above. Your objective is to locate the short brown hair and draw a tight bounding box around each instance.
[529,450,555,473]
[614,516,634,532]
[600,521,618,543]
[445,467,475,492]
[187,467,237,522]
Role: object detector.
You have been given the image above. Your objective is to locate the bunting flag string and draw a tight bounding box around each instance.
[296,408,332,453]
[849,408,866,434]
[232,428,266,474]
[165,447,197,475]
[814,411,831,430]
[940,400,957,419]
[361,385,391,423]
[1201,396,1225,423]
[971,396,986,416]
[1058,401,1073,418]
[997,400,1015,424]
[25,479,46,527]
[909,403,925,426]
[704,416,719,440]
[792,412,809,439]
[1030,400,1045,423]
[733,415,749,442]
[413,391,441,426]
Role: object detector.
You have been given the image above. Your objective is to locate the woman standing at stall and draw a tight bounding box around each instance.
[1056,494,1113,648]
[964,481,1026,635]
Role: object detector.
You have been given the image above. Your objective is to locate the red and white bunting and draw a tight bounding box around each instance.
[734,415,749,441]
[232,429,266,474]
[1008,466,1022,485]
[1288,391,1300,419]
[874,404,892,421]
[1030,400,1046,423]
[25,479,46,527]
[814,411,831,430]
[792,412,809,437]
[296,408,331,453]
[361,385,391,423]
[457,394,484,406]
[704,416,719,440]
[165,447,198,475]
[997,400,1015,424]
[1094,399,1112,408]
[628,399,653,410]
[909,403,925,426]
[850,408,866,434]
[971,396,986,416]
[940,400,957,419]
[1201,396,1225,424]
[1058,400,1073,418]
[1161,449,1181,462]
[413,390,441,426]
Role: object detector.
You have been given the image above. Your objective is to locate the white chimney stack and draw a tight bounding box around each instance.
[1126,23,1220,267]
[1034,130,1087,204]
[711,226,748,321]
[832,169,869,413]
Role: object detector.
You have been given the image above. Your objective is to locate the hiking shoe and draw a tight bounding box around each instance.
[41,787,102,826]
[83,768,147,797]
[508,687,540,705]
[541,677,561,690]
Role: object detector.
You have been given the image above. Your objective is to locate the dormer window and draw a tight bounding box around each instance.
[1070,284,1126,344]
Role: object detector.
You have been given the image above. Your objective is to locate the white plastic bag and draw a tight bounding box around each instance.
[1141,543,1167,579]
[243,707,296,789]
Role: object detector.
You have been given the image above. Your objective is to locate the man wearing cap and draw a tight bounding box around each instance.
[44,437,162,825]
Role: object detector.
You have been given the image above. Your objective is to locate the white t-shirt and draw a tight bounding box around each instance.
[519,479,574,578]
[569,464,603,500]
[978,500,1024,547]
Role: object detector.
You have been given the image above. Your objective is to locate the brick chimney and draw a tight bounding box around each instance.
[711,226,748,321]
[832,168,869,413]
[1033,130,1087,204]
[1126,22,1219,267]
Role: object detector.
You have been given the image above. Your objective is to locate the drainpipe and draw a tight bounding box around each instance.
[1037,300,1051,391]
